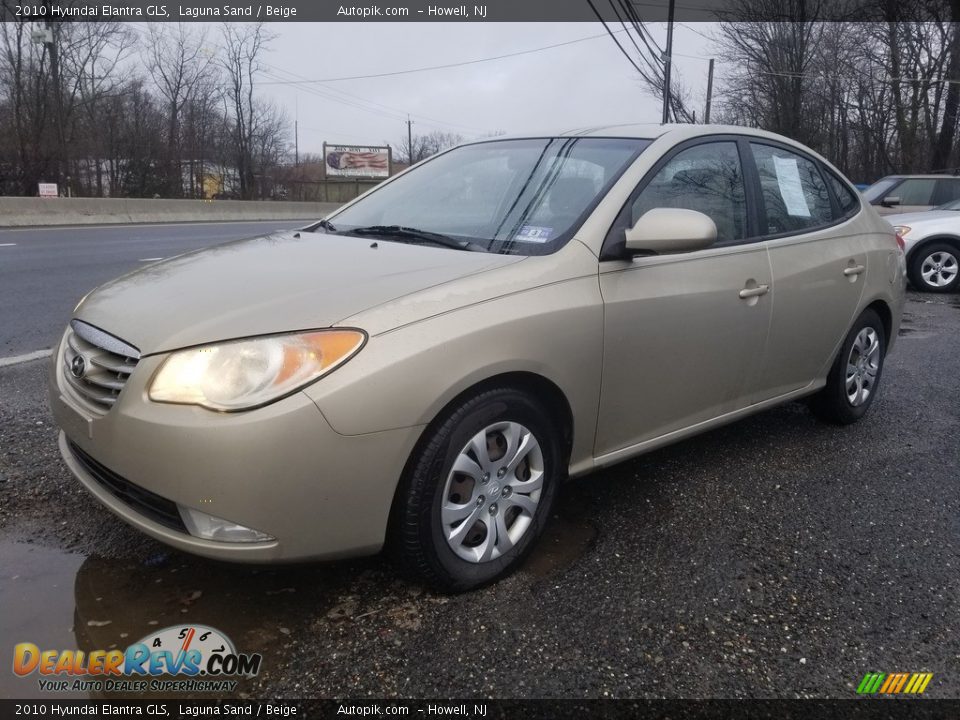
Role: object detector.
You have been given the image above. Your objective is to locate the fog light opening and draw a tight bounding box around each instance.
[178,506,274,543]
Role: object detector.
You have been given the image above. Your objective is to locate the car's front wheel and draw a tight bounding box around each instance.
[810,308,886,425]
[909,242,960,293]
[391,387,560,592]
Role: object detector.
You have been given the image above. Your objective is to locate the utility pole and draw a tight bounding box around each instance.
[406,115,414,164]
[661,0,676,124]
[705,58,715,124]
[294,95,299,166]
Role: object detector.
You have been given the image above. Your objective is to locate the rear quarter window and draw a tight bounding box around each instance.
[826,171,860,219]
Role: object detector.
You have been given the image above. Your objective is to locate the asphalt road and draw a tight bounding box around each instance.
[0,237,958,699]
[0,220,309,357]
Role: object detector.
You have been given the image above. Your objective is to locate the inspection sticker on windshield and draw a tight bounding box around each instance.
[513,225,553,243]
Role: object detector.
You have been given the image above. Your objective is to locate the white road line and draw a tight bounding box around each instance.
[0,243,16,247]
[0,349,52,368]
[139,257,164,262]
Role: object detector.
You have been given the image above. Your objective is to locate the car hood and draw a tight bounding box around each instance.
[884,210,959,225]
[74,231,524,355]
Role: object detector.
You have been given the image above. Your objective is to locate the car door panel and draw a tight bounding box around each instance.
[757,230,866,400]
[596,245,772,456]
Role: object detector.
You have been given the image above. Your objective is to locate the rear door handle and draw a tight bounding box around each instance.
[739,284,769,299]
[844,264,866,276]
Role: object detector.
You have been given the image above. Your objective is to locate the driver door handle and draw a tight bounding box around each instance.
[844,264,866,276]
[739,284,769,299]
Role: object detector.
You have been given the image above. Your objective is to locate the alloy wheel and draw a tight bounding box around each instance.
[920,250,959,288]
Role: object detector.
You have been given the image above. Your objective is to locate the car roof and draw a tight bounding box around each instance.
[452,124,863,188]
[482,123,827,149]
[877,174,959,180]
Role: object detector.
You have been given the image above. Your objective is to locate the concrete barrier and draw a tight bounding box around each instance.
[0,197,343,227]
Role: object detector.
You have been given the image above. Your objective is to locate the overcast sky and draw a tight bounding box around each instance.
[158,22,720,156]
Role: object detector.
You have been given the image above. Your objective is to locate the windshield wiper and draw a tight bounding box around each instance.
[306,219,337,233]
[342,225,484,252]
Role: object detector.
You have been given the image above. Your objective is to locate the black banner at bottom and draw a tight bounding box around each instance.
[2,700,960,720]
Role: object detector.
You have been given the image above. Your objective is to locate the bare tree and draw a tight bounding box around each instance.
[712,0,960,181]
[60,22,135,196]
[219,22,272,199]
[0,13,56,194]
[143,24,217,196]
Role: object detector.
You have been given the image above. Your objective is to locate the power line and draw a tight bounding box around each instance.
[126,23,489,139]
[260,62,488,135]
[609,0,651,64]
[255,31,624,85]
[586,0,649,77]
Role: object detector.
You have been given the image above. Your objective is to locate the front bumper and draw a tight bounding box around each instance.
[49,332,424,563]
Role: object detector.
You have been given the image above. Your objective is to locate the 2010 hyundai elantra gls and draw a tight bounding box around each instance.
[50,124,906,591]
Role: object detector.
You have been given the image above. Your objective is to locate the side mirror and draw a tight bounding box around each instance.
[625,208,717,255]
[882,196,901,207]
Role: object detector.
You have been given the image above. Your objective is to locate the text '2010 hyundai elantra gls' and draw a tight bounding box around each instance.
[50,124,906,591]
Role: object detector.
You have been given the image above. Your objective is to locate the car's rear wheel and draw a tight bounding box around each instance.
[810,308,886,425]
[391,387,560,592]
[909,242,960,293]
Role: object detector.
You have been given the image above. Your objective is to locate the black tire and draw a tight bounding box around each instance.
[810,308,886,425]
[390,387,561,592]
[908,242,960,293]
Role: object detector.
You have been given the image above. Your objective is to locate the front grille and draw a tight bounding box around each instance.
[68,440,188,534]
[61,321,140,414]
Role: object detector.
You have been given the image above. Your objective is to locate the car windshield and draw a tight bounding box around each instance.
[935,198,960,211]
[319,137,650,255]
[862,177,900,202]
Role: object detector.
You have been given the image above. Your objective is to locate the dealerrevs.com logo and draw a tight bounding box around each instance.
[13,625,262,694]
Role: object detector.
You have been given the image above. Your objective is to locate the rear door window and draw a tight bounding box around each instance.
[750,143,832,235]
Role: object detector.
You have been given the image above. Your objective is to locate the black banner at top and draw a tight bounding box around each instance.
[0,0,955,23]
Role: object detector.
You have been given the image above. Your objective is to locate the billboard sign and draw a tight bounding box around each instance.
[324,144,390,178]
[38,183,58,198]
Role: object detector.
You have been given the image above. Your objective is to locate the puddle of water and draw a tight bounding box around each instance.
[0,505,597,700]
[523,485,597,580]
[0,540,365,700]
[522,512,597,579]
[1,543,86,699]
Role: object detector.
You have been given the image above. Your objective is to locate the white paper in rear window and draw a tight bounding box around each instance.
[773,156,811,218]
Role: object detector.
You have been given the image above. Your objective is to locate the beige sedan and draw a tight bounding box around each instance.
[50,125,906,591]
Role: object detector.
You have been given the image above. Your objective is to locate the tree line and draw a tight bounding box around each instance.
[0,13,472,200]
[0,16,293,199]
[708,0,960,183]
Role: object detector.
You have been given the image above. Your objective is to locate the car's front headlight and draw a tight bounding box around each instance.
[148,330,365,411]
[893,225,911,237]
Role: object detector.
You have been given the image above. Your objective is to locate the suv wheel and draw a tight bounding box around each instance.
[909,242,960,292]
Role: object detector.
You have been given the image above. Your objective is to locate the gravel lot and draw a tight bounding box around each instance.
[1,290,958,700]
